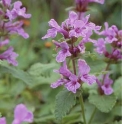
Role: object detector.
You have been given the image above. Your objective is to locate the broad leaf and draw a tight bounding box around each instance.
[88,94,116,113]
[0,61,34,86]
[55,90,76,121]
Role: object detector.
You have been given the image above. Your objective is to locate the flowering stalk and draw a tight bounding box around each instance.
[0,0,31,66]
[42,0,121,123]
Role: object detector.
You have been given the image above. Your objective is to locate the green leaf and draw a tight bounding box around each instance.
[88,94,116,113]
[113,77,122,99]
[27,62,59,87]
[55,90,76,121]
[86,59,107,74]
[111,105,122,116]
[28,62,58,77]
[0,61,34,86]
[112,120,122,124]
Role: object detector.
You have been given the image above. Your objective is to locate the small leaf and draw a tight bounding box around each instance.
[88,94,116,113]
[28,62,58,77]
[55,90,76,121]
[28,62,59,87]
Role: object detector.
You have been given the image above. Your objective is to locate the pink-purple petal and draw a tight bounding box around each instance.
[0,117,6,124]
[48,19,60,29]
[101,85,113,95]
[51,79,64,88]
[13,104,33,124]
[65,81,80,93]
[42,28,57,39]
[81,74,96,85]
[78,59,90,76]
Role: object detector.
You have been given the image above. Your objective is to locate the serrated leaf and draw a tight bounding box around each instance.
[88,94,116,113]
[55,90,76,121]
[27,62,59,87]
[0,61,34,86]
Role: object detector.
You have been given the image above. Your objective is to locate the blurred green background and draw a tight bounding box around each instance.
[0,0,121,124]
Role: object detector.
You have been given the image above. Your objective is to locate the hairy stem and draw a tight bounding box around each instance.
[79,93,87,124]
[88,107,97,124]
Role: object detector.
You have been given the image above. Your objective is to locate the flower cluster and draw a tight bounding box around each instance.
[0,104,33,124]
[42,11,100,93]
[0,0,31,66]
[42,11,100,40]
[94,22,122,62]
[93,23,122,95]
[51,60,96,93]
[42,0,121,96]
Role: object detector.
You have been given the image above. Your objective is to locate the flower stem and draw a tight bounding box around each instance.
[79,93,87,124]
[72,59,76,75]
[88,107,97,124]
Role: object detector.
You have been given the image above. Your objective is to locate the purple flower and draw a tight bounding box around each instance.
[69,19,86,37]
[42,19,68,39]
[6,1,31,21]
[5,21,29,39]
[61,11,78,29]
[78,59,96,85]
[65,74,80,93]
[0,47,18,66]
[0,39,9,47]
[65,59,96,93]
[0,117,6,124]
[77,40,86,53]
[51,59,96,93]
[101,76,113,95]
[12,104,33,124]
[58,61,72,77]
[55,41,71,62]
[69,14,101,39]
[97,22,118,43]
[2,0,11,7]
[42,11,100,40]
[51,78,67,88]
[94,38,106,54]
[111,49,122,60]
[97,74,113,95]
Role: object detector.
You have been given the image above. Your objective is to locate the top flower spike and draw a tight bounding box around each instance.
[42,11,101,40]
[0,0,31,39]
[6,1,31,21]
